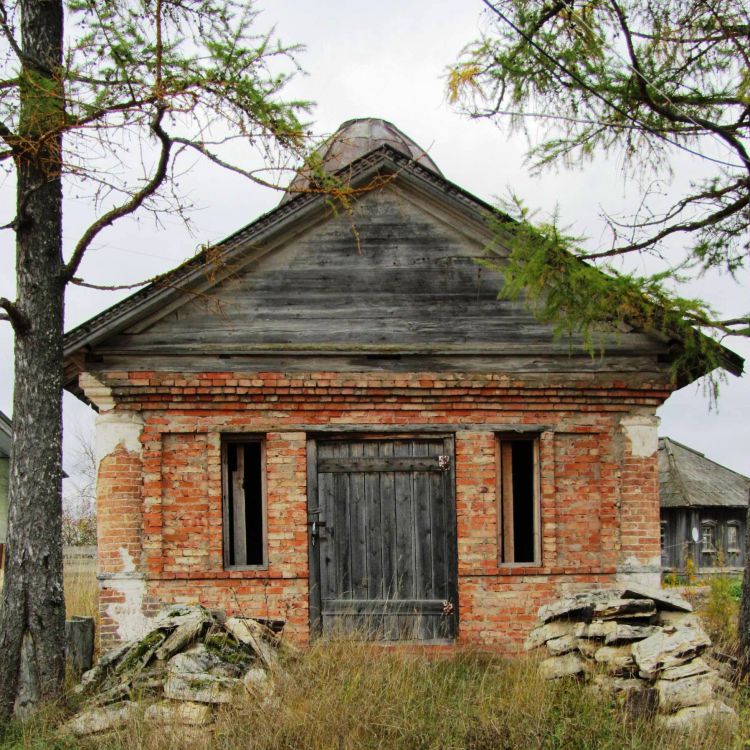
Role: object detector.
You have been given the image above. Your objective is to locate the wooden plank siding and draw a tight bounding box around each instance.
[661,507,747,573]
[309,436,458,641]
[90,187,666,375]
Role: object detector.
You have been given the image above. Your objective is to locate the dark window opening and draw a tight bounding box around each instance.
[727,523,740,554]
[225,441,265,567]
[499,438,539,564]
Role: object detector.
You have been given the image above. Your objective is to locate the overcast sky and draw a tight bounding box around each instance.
[0,0,747,486]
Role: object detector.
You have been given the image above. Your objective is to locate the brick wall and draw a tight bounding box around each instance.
[90,369,670,652]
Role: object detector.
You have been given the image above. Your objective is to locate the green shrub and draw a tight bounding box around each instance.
[703,573,741,647]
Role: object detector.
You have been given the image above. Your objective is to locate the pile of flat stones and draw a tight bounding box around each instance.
[63,605,287,739]
[525,585,738,731]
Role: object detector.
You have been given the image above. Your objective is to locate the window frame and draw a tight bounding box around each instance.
[726,521,740,554]
[660,520,669,567]
[221,435,268,571]
[496,433,542,567]
[700,519,717,557]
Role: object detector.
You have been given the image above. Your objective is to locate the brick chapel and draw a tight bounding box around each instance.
[62,118,743,652]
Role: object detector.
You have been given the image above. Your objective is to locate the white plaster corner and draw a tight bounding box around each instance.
[102,575,151,642]
[620,415,659,458]
[616,554,662,588]
[95,410,144,465]
[118,547,137,574]
[79,372,116,412]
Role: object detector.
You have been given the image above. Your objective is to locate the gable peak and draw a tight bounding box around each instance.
[281,118,441,204]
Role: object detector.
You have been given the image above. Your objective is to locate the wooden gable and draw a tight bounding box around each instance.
[76,175,668,376]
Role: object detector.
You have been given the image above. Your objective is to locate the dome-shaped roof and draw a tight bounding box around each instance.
[281,118,441,203]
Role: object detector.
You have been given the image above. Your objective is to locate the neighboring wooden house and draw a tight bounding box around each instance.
[660,437,749,575]
[62,118,743,652]
[0,410,11,570]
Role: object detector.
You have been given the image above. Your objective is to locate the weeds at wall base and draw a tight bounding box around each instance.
[3,569,749,748]
[3,639,746,750]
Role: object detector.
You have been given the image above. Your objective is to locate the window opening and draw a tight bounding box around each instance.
[700,521,716,556]
[499,438,539,564]
[727,523,740,554]
[224,441,265,567]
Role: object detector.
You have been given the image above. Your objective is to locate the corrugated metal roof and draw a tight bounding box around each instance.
[659,436,750,508]
[0,410,11,459]
[281,118,442,204]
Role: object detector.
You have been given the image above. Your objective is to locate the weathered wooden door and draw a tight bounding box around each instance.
[307,436,458,640]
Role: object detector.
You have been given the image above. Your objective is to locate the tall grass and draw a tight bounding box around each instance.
[4,639,735,750]
[3,640,749,749]
[1,576,748,750]
[0,566,97,622]
[208,640,743,750]
[64,568,98,621]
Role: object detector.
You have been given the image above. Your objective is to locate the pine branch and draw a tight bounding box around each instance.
[0,296,29,334]
[609,0,750,173]
[70,277,152,291]
[0,119,17,150]
[62,105,172,282]
[0,1,23,63]
[170,136,288,190]
[579,191,750,260]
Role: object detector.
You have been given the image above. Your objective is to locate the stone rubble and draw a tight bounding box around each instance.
[526,586,738,732]
[62,605,286,738]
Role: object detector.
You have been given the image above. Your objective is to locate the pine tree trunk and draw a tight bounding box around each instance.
[739,497,750,673]
[0,0,66,721]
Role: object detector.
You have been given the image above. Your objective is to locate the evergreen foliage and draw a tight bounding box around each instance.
[0,0,309,720]
[450,1,750,346]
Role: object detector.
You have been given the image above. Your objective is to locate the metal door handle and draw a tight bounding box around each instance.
[309,520,328,547]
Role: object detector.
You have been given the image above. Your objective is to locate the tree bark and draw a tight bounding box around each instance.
[0,0,66,721]
[739,492,750,673]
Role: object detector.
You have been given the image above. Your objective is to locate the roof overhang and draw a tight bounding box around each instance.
[62,144,743,398]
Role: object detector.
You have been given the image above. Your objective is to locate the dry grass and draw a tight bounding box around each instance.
[2,637,748,750]
[64,567,98,621]
[1,575,749,749]
[0,566,97,621]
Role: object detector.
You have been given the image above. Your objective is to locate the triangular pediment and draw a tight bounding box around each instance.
[64,145,734,388]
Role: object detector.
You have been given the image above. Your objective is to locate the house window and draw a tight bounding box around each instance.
[727,522,740,554]
[700,521,716,557]
[498,437,540,564]
[660,521,668,566]
[222,439,266,568]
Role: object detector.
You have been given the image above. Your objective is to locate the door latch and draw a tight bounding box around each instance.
[308,519,327,547]
[438,455,450,470]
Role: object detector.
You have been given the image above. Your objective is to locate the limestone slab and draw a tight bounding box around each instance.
[546,634,579,656]
[538,591,619,624]
[659,657,711,681]
[621,585,692,612]
[539,653,588,680]
[658,701,737,732]
[604,624,659,646]
[164,673,242,704]
[524,621,576,650]
[63,701,138,737]
[655,672,716,712]
[632,626,711,678]
[593,599,656,621]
